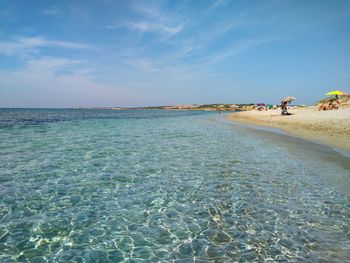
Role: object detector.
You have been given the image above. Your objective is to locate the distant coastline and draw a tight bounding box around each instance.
[75,103,259,111]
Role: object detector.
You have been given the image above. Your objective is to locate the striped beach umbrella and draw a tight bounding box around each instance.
[282,96,296,103]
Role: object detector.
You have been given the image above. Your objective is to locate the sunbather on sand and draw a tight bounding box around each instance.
[319,103,329,111]
[319,100,340,111]
[330,99,340,109]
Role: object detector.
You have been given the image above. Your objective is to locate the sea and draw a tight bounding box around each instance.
[0,109,349,262]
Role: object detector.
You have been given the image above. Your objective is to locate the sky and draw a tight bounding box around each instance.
[0,0,349,107]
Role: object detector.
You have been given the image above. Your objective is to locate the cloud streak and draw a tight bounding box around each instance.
[2,0,346,106]
[124,21,183,36]
[42,6,63,16]
[106,1,185,40]
[0,57,135,107]
[0,36,98,57]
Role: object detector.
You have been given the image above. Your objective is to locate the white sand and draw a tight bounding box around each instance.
[228,107,350,151]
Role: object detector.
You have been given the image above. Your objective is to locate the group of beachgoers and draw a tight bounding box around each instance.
[279,94,345,115]
[318,97,341,111]
[255,96,297,115]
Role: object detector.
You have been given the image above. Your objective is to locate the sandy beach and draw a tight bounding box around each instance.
[228,107,350,151]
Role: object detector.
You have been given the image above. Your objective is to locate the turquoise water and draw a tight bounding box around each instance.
[0,109,349,262]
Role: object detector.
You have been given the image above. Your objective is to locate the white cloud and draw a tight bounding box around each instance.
[0,41,23,56]
[206,0,227,13]
[0,57,134,107]
[42,6,62,16]
[120,35,284,82]
[123,57,159,72]
[23,57,84,74]
[125,21,183,36]
[190,37,285,69]
[129,3,163,20]
[105,24,121,30]
[0,36,97,57]
[109,1,184,38]
[48,40,97,50]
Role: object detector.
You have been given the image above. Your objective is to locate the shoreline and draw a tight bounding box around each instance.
[227,108,350,152]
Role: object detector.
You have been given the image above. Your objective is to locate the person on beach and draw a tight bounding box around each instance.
[319,103,329,111]
[328,100,337,110]
[319,99,340,111]
[330,98,340,109]
[281,100,291,115]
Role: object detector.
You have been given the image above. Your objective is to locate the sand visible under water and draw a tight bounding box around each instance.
[228,107,350,152]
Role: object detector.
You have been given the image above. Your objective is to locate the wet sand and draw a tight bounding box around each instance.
[228,107,350,151]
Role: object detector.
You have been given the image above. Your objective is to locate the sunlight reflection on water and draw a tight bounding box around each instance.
[0,109,349,262]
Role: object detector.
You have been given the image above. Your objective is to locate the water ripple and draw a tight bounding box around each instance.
[0,109,349,262]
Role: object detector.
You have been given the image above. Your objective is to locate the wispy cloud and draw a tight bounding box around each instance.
[106,21,183,36]
[105,24,121,30]
[23,57,85,74]
[0,57,136,107]
[124,21,183,36]
[0,36,98,57]
[107,1,185,39]
[193,37,285,68]
[123,57,156,71]
[42,6,62,16]
[115,3,271,75]
[120,35,285,85]
[0,0,348,107]
[129,3,164,21]
[206,0,229,14]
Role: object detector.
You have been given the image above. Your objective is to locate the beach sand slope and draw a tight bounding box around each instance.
[228,108,350,151]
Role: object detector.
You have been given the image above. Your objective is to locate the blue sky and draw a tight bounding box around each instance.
[0,0,349,107]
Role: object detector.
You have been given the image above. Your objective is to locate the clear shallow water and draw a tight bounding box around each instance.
[0,109,349,262]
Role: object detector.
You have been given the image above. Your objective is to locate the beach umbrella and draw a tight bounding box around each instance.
[325,90,349,96]
[282,96,296,103]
